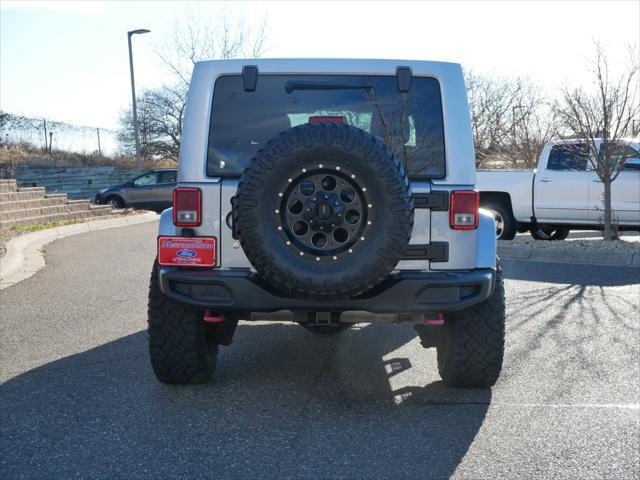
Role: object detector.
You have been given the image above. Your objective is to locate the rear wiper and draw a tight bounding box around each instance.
[285,81,373,94]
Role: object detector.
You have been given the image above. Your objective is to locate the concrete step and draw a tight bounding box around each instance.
[0,212,74,229]
[0,202,100,221]
[16,167,129,175]
[17,186,46,193]
[0,206,116,229]
[86,205,113,216]
[0,196,69,211]
[0,180,18,193]
[17,175,134,183]
[0,191,47,203]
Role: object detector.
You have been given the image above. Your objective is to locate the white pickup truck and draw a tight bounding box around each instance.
[477,139,640,240]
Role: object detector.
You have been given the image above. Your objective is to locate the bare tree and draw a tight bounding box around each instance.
[118,86,187,161]
[118,94,154,159]
[465,71,520,168]
[157,10,268,87]
[119,10,268,162]
[465,71,557,169]
[510,86,559,169]
[555,42,639,240]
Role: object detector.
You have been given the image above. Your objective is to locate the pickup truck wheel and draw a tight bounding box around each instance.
[436,261,505,388]
[236,123,413,300]
[483,204,516,240]
[530,226,570,240]
[147,262,218,384]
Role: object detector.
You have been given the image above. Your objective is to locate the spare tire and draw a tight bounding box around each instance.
[235,123,413,300]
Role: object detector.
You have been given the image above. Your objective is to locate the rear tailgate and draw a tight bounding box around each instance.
[221,178,440,271]
[222,178,478,272]
[396,183,478,272]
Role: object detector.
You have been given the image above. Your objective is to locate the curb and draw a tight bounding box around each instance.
[0,212,159,289]
[498,245,639,267]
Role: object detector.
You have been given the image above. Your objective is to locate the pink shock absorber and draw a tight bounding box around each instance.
[424,313,445,327]
[204,309,225,324]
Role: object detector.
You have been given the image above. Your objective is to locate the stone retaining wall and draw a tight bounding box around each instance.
[11,166,138,200]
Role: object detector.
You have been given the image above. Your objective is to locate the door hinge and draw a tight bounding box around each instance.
[413,191,449,211]
[229,196,238,239]
[402,242,449,262]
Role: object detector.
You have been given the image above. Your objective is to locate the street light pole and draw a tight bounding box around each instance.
[127,28,150,173]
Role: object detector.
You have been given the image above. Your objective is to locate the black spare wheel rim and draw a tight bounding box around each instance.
[235,123,413,300]
[276,166,372,261]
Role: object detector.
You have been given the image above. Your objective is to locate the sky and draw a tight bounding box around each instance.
[1,0,639,133]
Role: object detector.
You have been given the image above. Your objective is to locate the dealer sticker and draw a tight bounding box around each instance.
[157,236,216,267]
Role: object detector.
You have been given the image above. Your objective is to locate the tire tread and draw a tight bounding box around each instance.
[147,262,217,384]
[437,261,506,387]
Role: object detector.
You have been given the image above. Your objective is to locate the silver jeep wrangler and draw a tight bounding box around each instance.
[149,59,505,387]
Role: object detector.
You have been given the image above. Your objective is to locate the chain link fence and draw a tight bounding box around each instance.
[0,112,119,156]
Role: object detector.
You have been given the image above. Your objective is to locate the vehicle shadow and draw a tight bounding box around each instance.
[500,259,639,405]
[501,258,640,286]
[0,322,490,480]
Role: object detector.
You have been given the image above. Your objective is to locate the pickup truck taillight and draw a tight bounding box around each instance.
[173,187,201,226]
[450,190,479,230]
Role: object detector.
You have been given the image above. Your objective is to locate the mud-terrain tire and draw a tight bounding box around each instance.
[235,123,413,300]
[436,260,505,387]
[147,262,218,384]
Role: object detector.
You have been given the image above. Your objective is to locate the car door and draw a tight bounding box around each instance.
[533,143,590,223]
[588,144,640,224]
[126,171,161,208]
[155,170,178,210]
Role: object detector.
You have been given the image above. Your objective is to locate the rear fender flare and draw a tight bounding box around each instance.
[475,209,497,269]
[158,208,178,237]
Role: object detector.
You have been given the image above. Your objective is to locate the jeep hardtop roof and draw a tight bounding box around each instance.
[179,58,476,185]
[194,58,463,79]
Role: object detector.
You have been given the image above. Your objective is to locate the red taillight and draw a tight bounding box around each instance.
[450,190,479,230]
[173,187,201,226]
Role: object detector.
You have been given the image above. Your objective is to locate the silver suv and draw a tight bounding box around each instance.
[148,59,505,388]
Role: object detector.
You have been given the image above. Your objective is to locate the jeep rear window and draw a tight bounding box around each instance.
[207,74,446,178]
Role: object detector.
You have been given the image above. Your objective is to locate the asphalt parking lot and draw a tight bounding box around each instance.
[1,221,639,479]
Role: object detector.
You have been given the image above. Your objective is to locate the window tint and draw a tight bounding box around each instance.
[207,74,446,178]
[546,144,589,171]
[623,158,640,171]
[599,143,640,171]
[132,172,159,186]
[159,171,177,183]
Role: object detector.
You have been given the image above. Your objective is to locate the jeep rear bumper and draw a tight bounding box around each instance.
[158,267,496,316]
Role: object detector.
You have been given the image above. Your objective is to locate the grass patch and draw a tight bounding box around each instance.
[10,219,77,232]
[0,143,176,173]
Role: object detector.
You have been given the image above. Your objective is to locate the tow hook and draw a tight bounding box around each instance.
[204,309,225,324]
[414,313,445,349]
[203,310,239,346]
[424,312,444,326]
